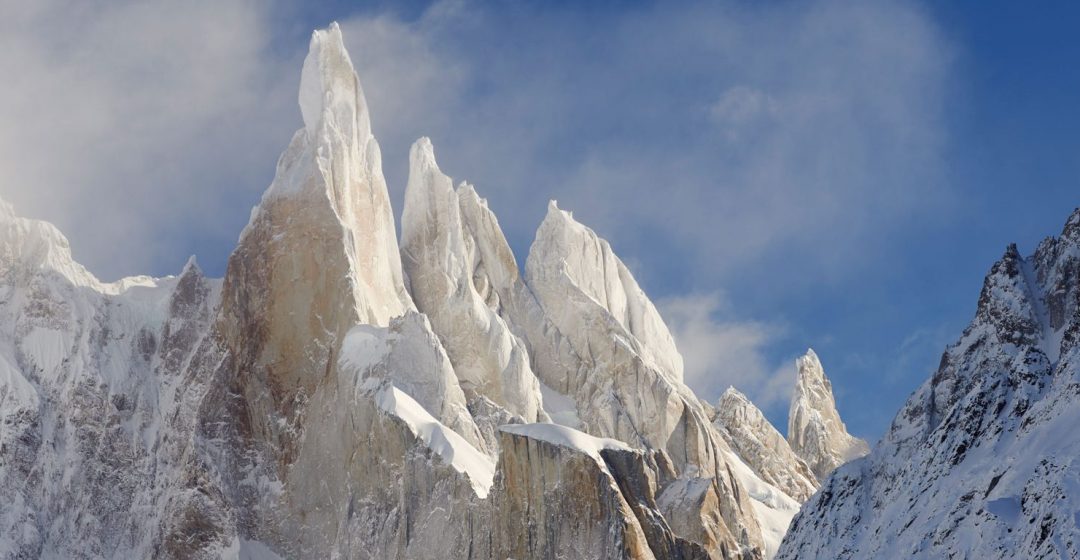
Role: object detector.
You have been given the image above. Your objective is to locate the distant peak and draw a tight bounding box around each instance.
[410,136,439,171]
[719,386,748,404]
[1068,207,1080,227]
[180,254,202,276]
[543,200,576,226]
[1003,242,1021,260]
[795,348,823,381]
[1062,207,1080,241]
[298,22,370,139]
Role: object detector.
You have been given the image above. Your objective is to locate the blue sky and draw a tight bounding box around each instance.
[2,0,1077,440]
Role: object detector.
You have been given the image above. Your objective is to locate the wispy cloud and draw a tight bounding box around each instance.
[658,292,793,411]
[0,0,297,279]
[1,1,953,418]
[336,1,953,294]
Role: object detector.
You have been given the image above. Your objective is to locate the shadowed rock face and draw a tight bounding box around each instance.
[489,427,714,560]
[777,208,1080,560]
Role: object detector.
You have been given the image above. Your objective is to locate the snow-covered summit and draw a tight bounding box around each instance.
[400,137,548,432]
[777,209,1080,559]
[528,199,684,384]
[0,197,161,294]
[236,19,411,328]
[298,22,371,140]
[786,349,869,481]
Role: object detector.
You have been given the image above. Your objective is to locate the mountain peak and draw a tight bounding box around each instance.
[796,348,823,378]
[714,385,819,503]
[779,198,1080,560]
[788,349,869,481]
[409,136,440,175]
[1062,207,1080,242]
[180,254,201,276]
[298,22,371,141]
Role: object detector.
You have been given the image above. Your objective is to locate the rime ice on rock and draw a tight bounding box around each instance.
[400,138,548,433]
[786,349,869,481]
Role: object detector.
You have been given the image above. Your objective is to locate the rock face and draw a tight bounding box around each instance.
[0,198,221,558]
[714,388,818,502]
[777,209,1080,559]
[400,138,547,436]
[492,424,710,560]
[0,22,872,560]
[521,202,770,557]
[787,349,869,481]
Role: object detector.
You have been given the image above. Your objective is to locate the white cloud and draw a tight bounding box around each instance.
[0,0,953,294]
[0,0,298,279]
[659,292,793,411]
[331,0,953,298]
[709,86,780,140]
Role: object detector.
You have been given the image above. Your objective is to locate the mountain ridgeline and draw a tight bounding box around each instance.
[0,24,872,560]
[777,209,1080,559]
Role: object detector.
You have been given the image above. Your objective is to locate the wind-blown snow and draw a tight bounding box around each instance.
[376,385,495,498]
[499,422,631,463]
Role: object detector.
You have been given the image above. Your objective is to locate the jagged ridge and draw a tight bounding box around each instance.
[0,22,872,560]
[777,208,1080,559]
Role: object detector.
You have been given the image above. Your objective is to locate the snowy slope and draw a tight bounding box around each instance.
[777,209,1080,559]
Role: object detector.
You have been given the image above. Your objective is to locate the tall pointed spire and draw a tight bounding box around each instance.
[298,22,371,141]
[787,349,869,480]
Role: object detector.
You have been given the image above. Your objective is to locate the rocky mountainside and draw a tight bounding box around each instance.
[713,388,818,503]
[777,210,1080,559]
[0,24,867,560]
[786,349,869,481]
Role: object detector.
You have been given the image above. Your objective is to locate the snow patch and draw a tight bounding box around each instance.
[499,422,632,463]
[375,385,495,498]
[722,449,800,558]
[236,539,285,560]
[339,324,392,373]
[20,327,70,378]
[0,354,36,411]
[537,380,581,429]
